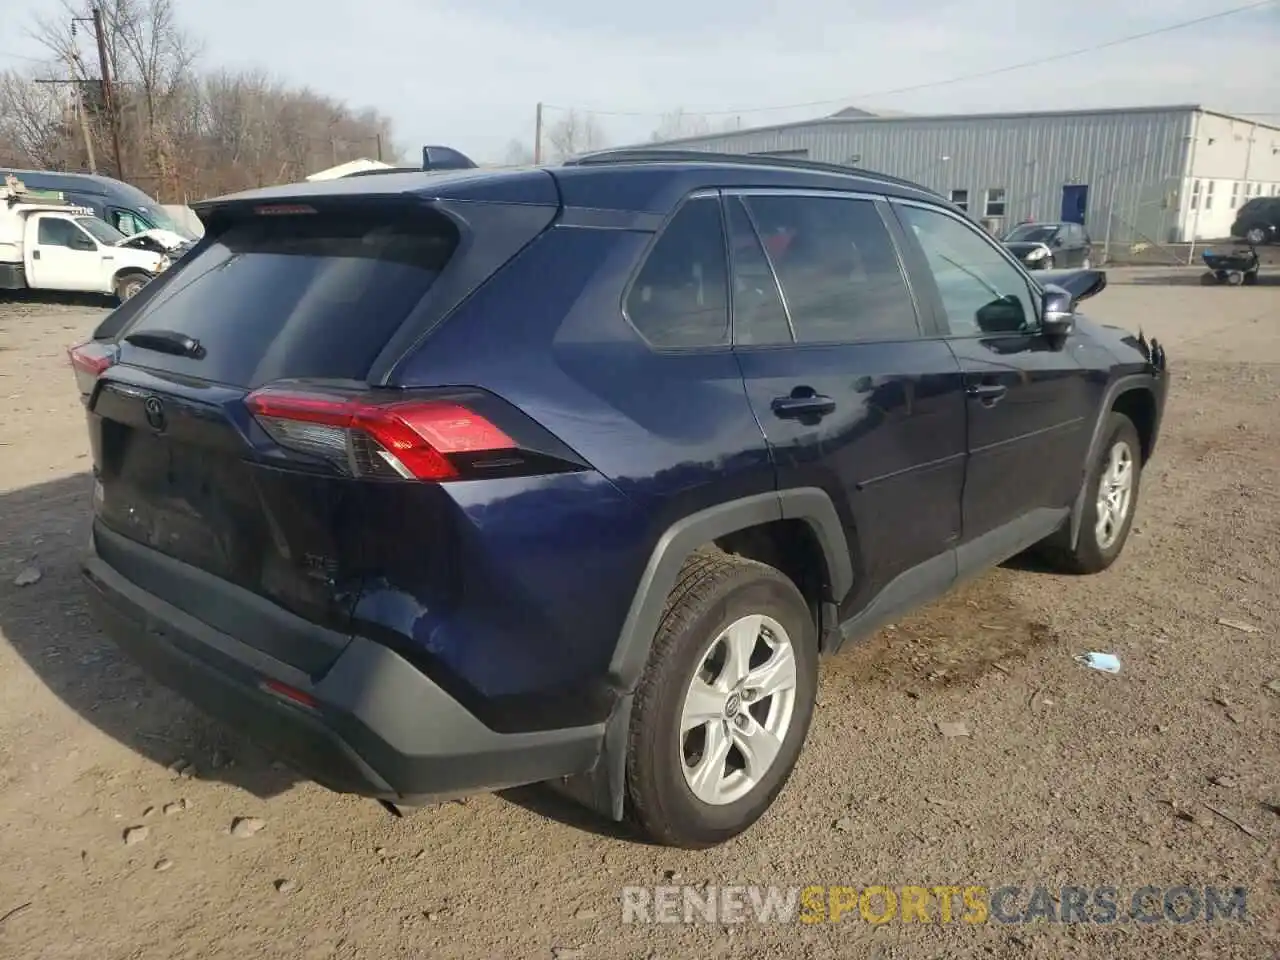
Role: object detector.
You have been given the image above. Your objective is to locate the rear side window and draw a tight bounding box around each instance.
[726,198,791,346]
[744,195,920,343]
[625,197,729,349]
[119,210,457,386]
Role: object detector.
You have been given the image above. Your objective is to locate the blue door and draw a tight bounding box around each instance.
[1061,185,1089,224]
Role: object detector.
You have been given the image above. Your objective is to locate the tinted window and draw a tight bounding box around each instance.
[726,198,790,346]
[898,204,1037,337]
[744,195,919,343]
[37,218,80,247]
[119,210,457,386]
[626,197,729,348]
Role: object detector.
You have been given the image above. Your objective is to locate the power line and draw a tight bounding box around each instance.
[0,50,49,64]
[544,0,1278,119]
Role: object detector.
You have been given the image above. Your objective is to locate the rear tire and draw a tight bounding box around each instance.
[1041,412,1142,574]
[625,552,817,848]
[1244,227,1267,246]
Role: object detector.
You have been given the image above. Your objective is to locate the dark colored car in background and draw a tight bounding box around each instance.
[1230,196,1280,246]
[1002,220,1094,269]
[70,150,1168,849]
[0,167,197,241]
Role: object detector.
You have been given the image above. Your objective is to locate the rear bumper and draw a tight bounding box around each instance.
[83,527,604,802]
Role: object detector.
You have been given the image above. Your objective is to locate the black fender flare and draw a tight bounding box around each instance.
[556,488,852,821]
[1069,373,1161,550]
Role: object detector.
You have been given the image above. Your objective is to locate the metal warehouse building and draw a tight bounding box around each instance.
[645,105,1280,249]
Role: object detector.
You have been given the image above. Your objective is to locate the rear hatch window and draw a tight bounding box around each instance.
[117,208,458,386]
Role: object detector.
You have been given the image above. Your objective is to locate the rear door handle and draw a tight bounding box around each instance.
[772,391,837,420]
[967,383,1008,405]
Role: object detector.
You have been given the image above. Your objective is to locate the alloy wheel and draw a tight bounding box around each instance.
[1095,440,1135,550]
[678,614,797,806]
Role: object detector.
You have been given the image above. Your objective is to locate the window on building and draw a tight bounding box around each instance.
[743,194,921,344]
[1205,181,1215,210]
[984,188,1007,217]
[625,197,729,349]
[1191,180,1202,210]
[1230,182,1240,209]
[950,189,969,211]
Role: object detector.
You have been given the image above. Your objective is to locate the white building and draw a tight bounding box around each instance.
[644,105,1280,246]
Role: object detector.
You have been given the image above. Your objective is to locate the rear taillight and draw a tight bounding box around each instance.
[245,386,518,481]
[68,340,117,396]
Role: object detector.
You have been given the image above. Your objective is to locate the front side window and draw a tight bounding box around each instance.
[625,197,729,349]
[897,204,1037,337]
[112,209,144,236]
[743,194,920,344]
[984,188,1007,217]
[37,218,83,248]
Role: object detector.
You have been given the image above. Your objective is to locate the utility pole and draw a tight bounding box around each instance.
[375,132,383,162]
[91,6,125,181]
[533,102,544,164]
[69,56,97,173]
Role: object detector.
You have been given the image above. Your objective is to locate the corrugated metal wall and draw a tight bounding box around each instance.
[651,109,1196,245]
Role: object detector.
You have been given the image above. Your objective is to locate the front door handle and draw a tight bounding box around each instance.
[772,389,837,420]
[967,383,1008,406]
[32,250,40,260]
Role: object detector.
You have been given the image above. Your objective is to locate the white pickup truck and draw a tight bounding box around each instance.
[0,175,175,302]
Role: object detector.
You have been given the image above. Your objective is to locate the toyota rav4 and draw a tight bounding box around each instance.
[72,150,1168,848]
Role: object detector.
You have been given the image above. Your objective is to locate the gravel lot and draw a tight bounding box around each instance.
[0,270,1277,960]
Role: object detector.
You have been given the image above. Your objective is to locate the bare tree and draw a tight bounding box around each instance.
[649,108,744,143]
[0,69,73,169]
[545,109,608,161]
[501,138,534,166]
[8,1,398,202]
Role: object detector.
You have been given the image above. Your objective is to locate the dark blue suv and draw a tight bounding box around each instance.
[71,150,1168,848]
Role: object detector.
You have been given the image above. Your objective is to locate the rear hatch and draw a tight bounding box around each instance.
[76,195,563,675]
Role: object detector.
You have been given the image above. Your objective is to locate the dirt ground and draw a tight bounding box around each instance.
[0,269,1277,960]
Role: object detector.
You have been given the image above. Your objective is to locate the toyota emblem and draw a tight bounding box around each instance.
[143,396,166,431]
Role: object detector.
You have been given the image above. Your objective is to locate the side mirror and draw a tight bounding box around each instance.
[1051,235,1064,247]
[70,235,97,252]
[974,294,1028,333]
[1041,284,1074,338]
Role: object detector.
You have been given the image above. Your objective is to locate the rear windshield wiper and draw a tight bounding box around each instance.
[123,329,206,359]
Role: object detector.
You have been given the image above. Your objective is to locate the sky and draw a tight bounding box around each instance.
[2,0,1278,163]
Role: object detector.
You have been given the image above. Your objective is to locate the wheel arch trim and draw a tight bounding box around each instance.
[606,488,852,694]
[1069,374,1159,550]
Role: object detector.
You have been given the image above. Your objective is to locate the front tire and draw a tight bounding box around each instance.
[114,272,149,302]
[1042,412,1142,574]
[626,552,818,848]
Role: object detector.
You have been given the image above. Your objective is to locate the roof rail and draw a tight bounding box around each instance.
[564,148,937,194]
